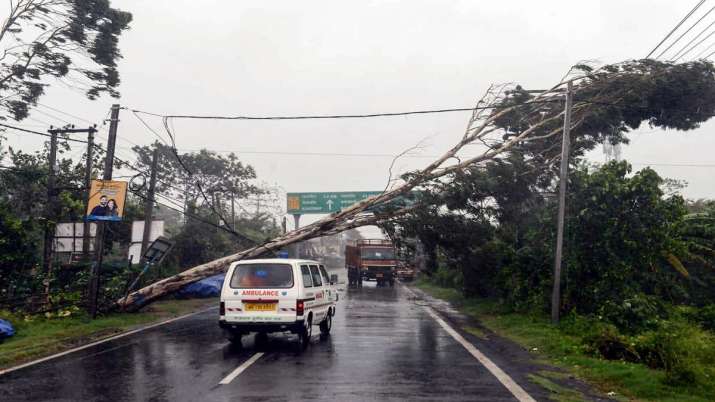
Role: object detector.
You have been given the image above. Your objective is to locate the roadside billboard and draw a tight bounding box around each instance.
[86,180,128,221]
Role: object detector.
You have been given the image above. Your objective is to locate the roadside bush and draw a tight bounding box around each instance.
[582,324,640,362]
[693,304,715,332]
[433,265,462,290]
[598,293,668,334]
[583,316,715,388]
[633,320,715,386]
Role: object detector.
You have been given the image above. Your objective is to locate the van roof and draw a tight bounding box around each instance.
[233,258,321,265]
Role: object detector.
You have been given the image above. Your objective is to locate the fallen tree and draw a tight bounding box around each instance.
[117,59,715,311]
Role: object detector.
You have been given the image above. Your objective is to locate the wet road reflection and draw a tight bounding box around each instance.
[0,278,517,401]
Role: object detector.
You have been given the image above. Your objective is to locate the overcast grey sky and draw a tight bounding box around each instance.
[4,1,715,230]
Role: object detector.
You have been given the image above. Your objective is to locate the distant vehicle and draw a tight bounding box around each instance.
[396,261,416,282]
[345,239,397,288]
[219,258,339,349]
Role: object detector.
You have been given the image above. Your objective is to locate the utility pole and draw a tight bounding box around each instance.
[82,128,95,258]
[551,81,573,324]
[89,104,120,318]
[183,176,190,224]
[213,192,221,230]
[231,195,236,231]
[140,148,159,262]
[42,128,59,300]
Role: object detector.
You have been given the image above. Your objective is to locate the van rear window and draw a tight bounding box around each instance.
[230,263,294,288]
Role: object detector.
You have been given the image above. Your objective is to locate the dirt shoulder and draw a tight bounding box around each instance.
[0,297,217,371]
[406,283,616,402]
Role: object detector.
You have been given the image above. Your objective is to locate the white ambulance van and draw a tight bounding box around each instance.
[219,259,339,348]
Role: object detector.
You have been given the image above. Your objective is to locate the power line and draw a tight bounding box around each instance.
[92,142,259,243]
[670,19,715,60]
[176,147,438,159]
[133,189,258,240]
[32,108,72,125]
[646,0,708,59]
[675,26,715,61]
[657,5,715,59]
[36,103,97,125]
[0,123,89,144]
[130,110,170,145]
[128,99,559,121]
[133,107,478,120]
[159,115,248,239]
[693,39,715,58]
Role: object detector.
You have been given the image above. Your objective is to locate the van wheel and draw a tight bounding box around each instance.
[255,332,269,346]
[225,331,243,346]
[319,313,332,334]
[299,317,312,349]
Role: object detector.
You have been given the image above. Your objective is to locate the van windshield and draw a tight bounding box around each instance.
[230,263,294,288]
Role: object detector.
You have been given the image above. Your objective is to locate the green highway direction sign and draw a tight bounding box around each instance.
[287,191,383,214]
[287,191,418,215]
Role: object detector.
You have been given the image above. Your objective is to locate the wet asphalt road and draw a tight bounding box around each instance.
[0,278,522,401]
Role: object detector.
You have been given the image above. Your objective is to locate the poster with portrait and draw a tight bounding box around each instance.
[86,180,128,221]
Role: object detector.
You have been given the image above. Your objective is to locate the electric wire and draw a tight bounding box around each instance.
[670,19,715,60]
[159,115,248,241]
[675,26,715,61]
[36,103,97,125]
[693,40,715,58]
[130,110,171,145]
[32,108,72,125]
[646,0,708,59]
[657,5,715,59]
[132,189,257,240]
[0,123,89,143]
[128,99,560,122]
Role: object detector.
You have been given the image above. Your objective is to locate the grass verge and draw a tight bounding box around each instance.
[414,279,713,402]
[0,298,216,370]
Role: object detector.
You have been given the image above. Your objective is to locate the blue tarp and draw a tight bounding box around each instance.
[0,318,15,339]
[177,274,225,298]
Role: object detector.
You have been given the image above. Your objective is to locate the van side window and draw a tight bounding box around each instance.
[309,265,322,287]
[301,265,313,288]
[319,265,330,284]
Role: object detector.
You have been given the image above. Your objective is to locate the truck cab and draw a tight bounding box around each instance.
[345,239,397,288]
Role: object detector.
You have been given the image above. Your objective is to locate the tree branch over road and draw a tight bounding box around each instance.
[117,59,715,311]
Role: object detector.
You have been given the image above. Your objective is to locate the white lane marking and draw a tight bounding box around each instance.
[424,308,536,402]
[0,307,215,376]
[219,352,264,385]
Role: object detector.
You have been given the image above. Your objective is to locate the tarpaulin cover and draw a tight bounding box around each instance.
[177,274,225,298]
[0,318,15,339]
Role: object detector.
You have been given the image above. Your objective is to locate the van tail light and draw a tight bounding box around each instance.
[296,300,304,316]
[220,301,225,316]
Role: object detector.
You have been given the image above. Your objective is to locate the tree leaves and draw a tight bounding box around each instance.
[0,0,133,121]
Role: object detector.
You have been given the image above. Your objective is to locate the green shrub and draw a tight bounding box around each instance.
[433,265,462,289]
[632,320,715,386]
[693,304,715,332]
[579,315,715,389]
[598,293,667,334]
[582,324,640,362]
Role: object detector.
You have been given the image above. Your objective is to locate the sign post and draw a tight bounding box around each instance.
[122,236,174,309]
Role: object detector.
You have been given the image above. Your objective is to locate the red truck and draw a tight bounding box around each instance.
[345,239,397,288]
